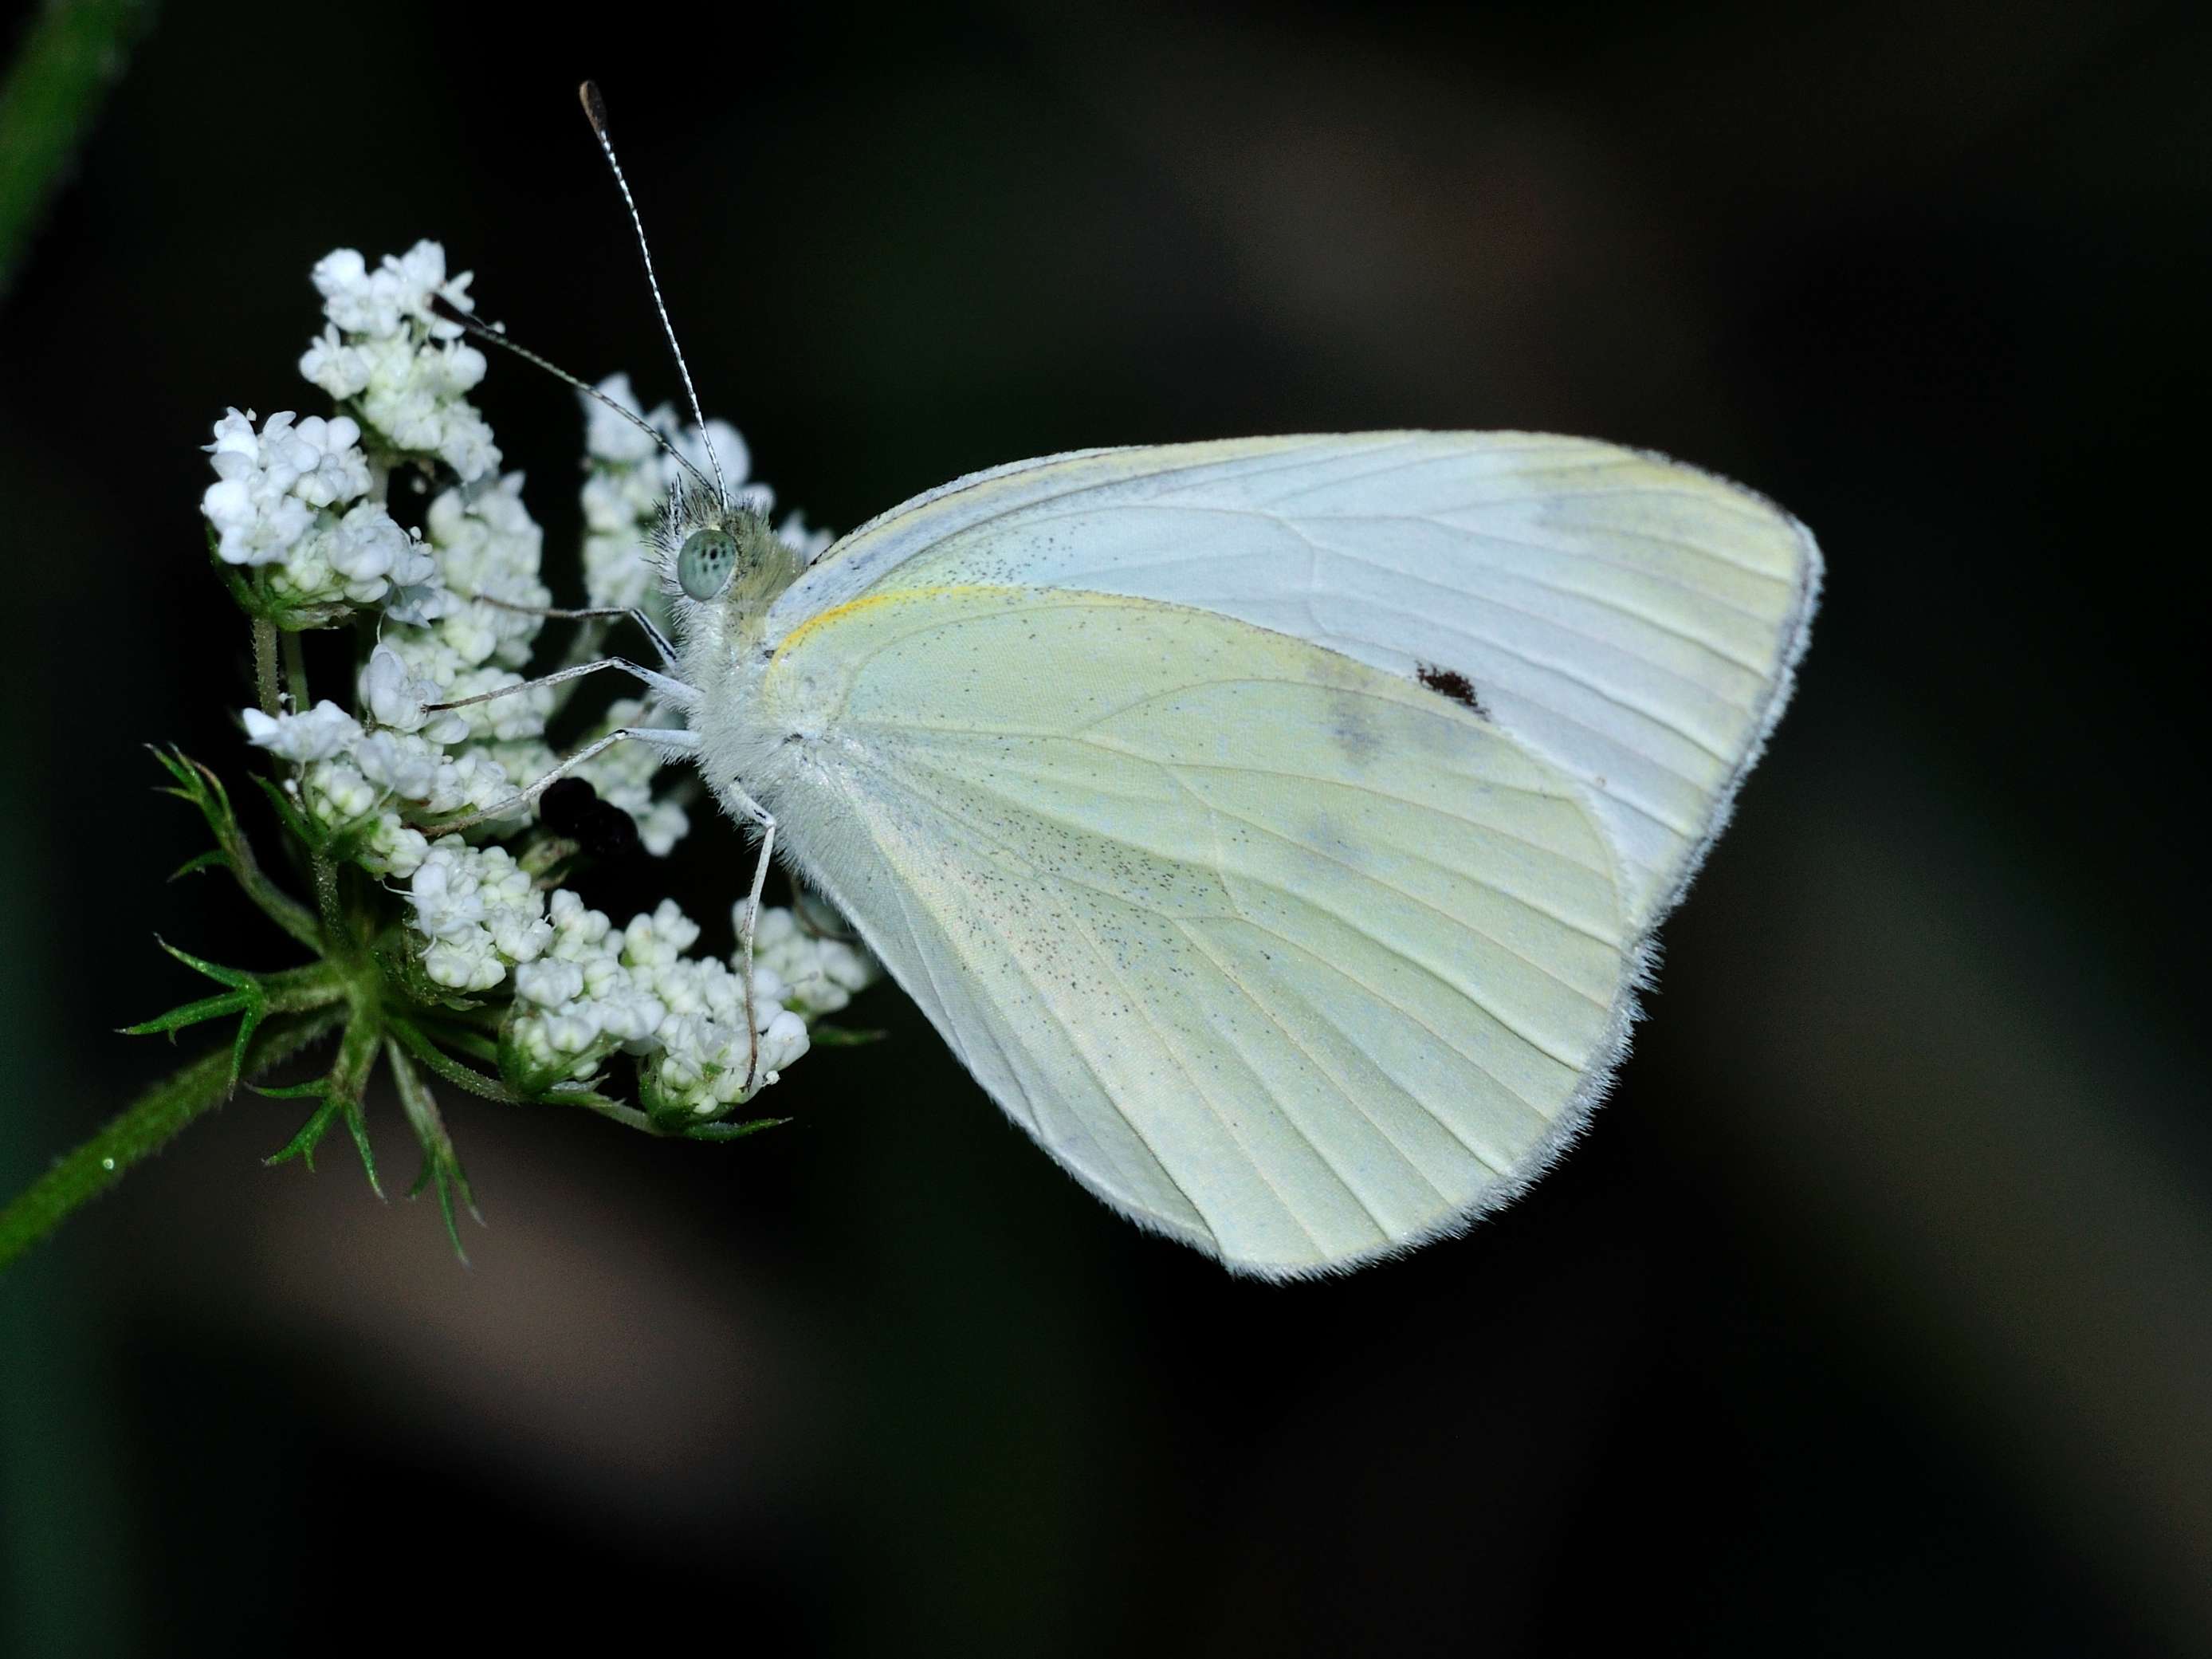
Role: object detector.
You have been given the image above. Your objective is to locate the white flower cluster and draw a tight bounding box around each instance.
[201,410,438,615]
[299,242,498,482]
[381,845,882,1117]
[242,653,527,881]
[580,373,833,612]
[198,242,506,627]
[750,904,879,1018]
[210,238,882,1122]
[502,890,842,1114]
[407,836,549,990]
[212,242,627,878]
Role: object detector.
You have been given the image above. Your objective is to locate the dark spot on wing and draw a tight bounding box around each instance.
[1416,662,1488,719]
[1326,689,1381,766]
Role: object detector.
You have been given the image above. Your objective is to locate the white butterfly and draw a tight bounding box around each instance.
[526,433,1815,1279]
[463,88,1821,1279]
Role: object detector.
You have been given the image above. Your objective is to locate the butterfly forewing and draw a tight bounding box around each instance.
[770,434,1819,933]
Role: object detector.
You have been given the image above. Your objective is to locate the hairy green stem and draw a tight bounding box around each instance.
[309,851,346,945]
[251,617,281,718]
[387,1016,522,1103]
[280,628,309,714]
[253,631,340,934]
[0,1010,340,1274]
[0,0,157,303]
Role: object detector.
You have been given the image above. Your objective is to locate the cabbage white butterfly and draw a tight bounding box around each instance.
[454,85,1820,1278]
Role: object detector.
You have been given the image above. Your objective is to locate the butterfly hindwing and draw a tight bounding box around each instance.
[761,584,1636,1276]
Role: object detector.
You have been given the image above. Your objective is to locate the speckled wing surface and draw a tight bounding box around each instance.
[757,434,1819,1275]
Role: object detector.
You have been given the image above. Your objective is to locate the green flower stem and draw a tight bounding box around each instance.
[211,662,348,944]
[250,616,281,718]
[0,0,157,303]
[0,1008,342,1275]
[387,1016,521,1103]
[280,628,309,715]
[587,1099,654,1131]
[309,851,346,946]
[257,628,345,942]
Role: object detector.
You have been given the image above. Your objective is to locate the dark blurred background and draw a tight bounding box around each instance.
[2,0,2206,1652]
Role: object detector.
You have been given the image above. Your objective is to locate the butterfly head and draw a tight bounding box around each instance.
[661,487,802,620]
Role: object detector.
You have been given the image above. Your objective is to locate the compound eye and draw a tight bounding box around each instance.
[676,527,739,601]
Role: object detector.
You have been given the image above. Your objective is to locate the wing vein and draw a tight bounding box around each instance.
[1178,778,1615,997]
[1168,917,1466,1204]
[1044,871,1336,1252]
[851,746,1579,1094]
[880,736,1618,951]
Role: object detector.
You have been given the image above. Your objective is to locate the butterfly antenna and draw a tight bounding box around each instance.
[579,79,729,511]
[427,293,717,500]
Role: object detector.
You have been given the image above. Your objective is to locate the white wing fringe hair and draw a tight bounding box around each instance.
[647,432,1819,1280]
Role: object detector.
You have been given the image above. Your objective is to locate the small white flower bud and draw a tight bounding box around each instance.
[300,326,371,399]
[304,761,377,823]
[360,645,445,733]
[242,700,363,763]
[285,415,371,509]
[409,846,488,939]
[513,959,585,1008]
[323,501,407,588]
[424,929,505,992]
[757,1008,811,1078]
[356,731,443,800]
[594,983,668,1045]
[358,812,430,878]
[489,909,553,965]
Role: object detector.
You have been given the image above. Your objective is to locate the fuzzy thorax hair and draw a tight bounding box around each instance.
[658,476,811,830]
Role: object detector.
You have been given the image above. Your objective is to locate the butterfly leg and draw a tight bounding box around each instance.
[435,725,701,833]
[449,599,679,667]
[428,654,699,714]
[723,781,778,1089]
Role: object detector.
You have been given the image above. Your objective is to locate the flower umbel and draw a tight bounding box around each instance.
[137,239,882,1252]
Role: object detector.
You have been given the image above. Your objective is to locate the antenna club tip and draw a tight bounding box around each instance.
[579,80,607,131]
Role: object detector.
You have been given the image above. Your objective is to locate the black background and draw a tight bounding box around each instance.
[2,1,2206,1653]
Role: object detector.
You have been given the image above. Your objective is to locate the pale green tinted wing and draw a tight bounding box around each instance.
[769,434,1819,931]
[764,584,1636,1277]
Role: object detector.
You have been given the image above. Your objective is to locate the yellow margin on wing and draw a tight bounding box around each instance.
[774,584,1020,662]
